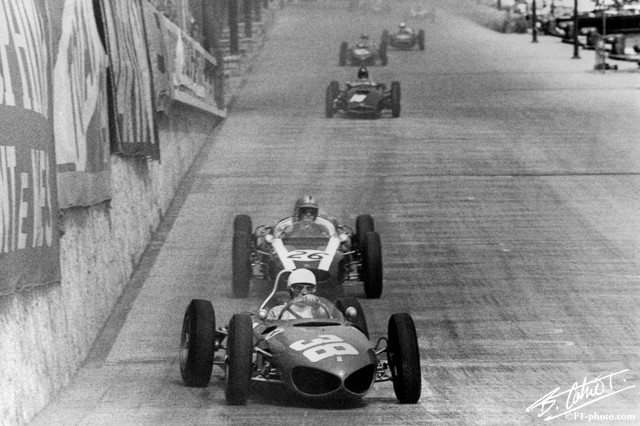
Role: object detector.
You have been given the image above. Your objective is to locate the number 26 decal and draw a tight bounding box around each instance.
[290,334,358,362]
[286,250,327,261]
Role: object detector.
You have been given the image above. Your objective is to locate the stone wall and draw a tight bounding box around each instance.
[0,106,221,426]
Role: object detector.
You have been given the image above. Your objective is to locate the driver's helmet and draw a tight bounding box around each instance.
[286,268,317,298]
[357,66,369,80]
[293,195,319,221]
[357,34,369,47]
[399,22,407,30]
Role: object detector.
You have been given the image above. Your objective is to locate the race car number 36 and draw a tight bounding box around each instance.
[290,334,359,362]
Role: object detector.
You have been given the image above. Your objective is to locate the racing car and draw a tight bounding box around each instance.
[232,211,383,300]
[382,25,425,51]
[325,68,401,118]
[339,34,388,66]
[179,271,422,405]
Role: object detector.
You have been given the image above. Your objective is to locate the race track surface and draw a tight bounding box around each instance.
[33,1,640,425]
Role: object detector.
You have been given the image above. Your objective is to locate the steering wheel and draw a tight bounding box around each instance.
[277,298,331,320]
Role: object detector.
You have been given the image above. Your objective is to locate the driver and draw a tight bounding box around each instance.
[267,269,325,319]
[356,34,369,48]
[282,196,330,236]
[398,22,412,33]
[347,66,376,88]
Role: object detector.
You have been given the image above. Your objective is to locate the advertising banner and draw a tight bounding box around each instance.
[0,0,61,295]
[99,0,159,158]
[143,1,174,112]
[162,16,224,116]
[50,0,111,208]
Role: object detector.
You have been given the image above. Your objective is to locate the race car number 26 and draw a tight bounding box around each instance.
[286,250,328,261]
[290,334,358,362]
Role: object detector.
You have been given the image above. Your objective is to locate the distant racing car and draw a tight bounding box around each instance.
[339,34,388,66]
[382,24,425,51]
[179,272,422,405]
[232,210,383,300]
[326,67,401,118]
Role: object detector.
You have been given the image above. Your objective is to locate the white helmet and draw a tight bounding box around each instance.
[399,22,407,29]
[287,269,317,297]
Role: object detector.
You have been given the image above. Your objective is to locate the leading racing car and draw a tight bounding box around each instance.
[382,24,425,51]
[179,271,421,405]
[232,203,383,300]
[326,67,401,118]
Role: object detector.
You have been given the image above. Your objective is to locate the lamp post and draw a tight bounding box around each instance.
[532,0,538,42]
[573,0,580,59]
[572,0,580,58]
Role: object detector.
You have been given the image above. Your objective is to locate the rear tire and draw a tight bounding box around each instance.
[362,231,383,299]
[232,215,252,298]
[390,81,401,118]
[335,297,369,338]
[180,299,216,387]
[225,313,253,405]
[326,81,339,118]
[387,313,421,403]
[418,29,425,50]
[381,29,389,45]
[339,42,348,66]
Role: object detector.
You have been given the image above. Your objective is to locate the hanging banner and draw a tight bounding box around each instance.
[142,1,224,117]
[142,1,174,112]
[99,0,159,158]
[50,0,111,208]
[162,16,224,116]
[0,0,60,295]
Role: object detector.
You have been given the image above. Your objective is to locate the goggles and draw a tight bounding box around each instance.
[290,283,316,293]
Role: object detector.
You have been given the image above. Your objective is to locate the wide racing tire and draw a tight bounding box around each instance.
[362,231,383,299]
[387,313,421,403]
[232,215,252,298]
[339,41,348,66]
[180,299,216,387]
[355,214,375,250]
[326,81,339,118]
[390,81,401,118]
[418,29,425,50]
[335,297,369,338]
[225,313,253,405]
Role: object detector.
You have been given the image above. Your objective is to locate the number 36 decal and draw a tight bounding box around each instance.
[290,334,359,362]
[286,250,328,261]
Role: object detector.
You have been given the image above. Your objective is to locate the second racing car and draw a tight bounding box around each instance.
[339,34,388,66]
[232,196,383,300]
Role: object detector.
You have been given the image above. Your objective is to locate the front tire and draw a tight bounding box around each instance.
[390,81,401,118]
[362,231,383,299]
[232,215,252,298]
[180,299,216,387]
[355,214,375,250]
[379,40,388,66]
[225,313,253,405]
[387,313,421,403]
[418,29,425,50]
[326,81,339,118]
[339,42,348,66]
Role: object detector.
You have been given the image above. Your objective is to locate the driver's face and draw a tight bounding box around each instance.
[299,207,316,221]
[291,284,315,296]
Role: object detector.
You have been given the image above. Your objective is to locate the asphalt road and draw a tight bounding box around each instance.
[32,2,640,425]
